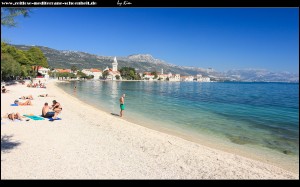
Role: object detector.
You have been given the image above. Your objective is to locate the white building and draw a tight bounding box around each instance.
[181,76,194,82]
[82,68,103,80]
[103,57,121,80]
[169,74,181,82]
[196,74,211,82]
[143,72,155,80]
[157,74,168,81]
[157,72,174,81]
[38,67,50,77]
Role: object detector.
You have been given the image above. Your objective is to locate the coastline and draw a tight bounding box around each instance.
[1,80,298,179]
[57,80,299,174]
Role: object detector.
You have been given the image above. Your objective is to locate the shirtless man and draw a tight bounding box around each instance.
[42,102,55,118]
[50,100,62,119]
[119,94,125,117]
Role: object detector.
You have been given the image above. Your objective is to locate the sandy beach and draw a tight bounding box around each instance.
[1,80,298,179]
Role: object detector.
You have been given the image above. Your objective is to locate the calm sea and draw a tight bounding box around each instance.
[57,81,299,171]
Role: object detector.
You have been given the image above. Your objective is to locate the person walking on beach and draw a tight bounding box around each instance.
[119,94,125,117]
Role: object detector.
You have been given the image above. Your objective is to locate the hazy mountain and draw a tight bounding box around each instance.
[223,69,299,82]
[12,44,214,76]
[11,44,299,82]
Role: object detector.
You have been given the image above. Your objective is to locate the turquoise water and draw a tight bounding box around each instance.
[57,81,299,162]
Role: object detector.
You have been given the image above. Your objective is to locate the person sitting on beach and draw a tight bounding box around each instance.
[42,102,55,118]
[6,112,23,121]
[38,94,48,97]
[2,86,9,93]
[40,83,46,88]
[20,94,34,100]
[50,100,62,119]
[14,99,32,106]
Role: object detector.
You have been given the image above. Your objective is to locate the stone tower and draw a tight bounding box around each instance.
[112,56,118,72]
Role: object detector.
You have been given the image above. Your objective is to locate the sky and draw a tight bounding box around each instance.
[1,8,299,73]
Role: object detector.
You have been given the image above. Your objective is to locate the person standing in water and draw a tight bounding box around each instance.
[119,94,125,117]
[74,86,77,95]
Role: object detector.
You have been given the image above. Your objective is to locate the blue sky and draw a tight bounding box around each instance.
[1,8,299,73]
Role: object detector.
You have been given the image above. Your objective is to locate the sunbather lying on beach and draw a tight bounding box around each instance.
[20,94,34,100]
[14,99,32,106]
[6,112,24,121]
[38,94,48,97]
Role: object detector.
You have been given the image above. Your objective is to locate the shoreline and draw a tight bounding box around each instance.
[1,80,298,179]
[56,80,299,174]
[54,79,299,83]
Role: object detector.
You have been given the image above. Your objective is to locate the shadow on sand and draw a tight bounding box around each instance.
[1,135,21,153]
[111,113,120,117]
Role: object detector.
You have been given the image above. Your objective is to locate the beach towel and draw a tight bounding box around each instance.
[23,115,45,120]
[49,117,62,121]
[10,104,18,106]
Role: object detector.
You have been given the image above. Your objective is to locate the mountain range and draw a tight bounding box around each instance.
[12,44,299,82]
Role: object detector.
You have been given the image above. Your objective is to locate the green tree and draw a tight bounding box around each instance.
[20,65,30,77]
[70,73,77,79]
[1,53,21,80]
[87,75,94,79]
[1,42,36,77]
[151,71,158,79]
[102,70,109,79]
[1,8,31,27]
[115,75,120,80]
[135,73,142,80]
[71,65,77,73]
[119,67,138,80]
[76,71,88,79]
[1,44,31,65]
[26,47,48,67]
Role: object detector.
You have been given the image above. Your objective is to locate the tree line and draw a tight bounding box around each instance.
[1,42,49,81]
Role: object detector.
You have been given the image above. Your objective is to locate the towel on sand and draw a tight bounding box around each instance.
[23,115,45,120]
[49,117,62,121]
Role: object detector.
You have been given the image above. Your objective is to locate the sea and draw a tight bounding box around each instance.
[56,81,299,172]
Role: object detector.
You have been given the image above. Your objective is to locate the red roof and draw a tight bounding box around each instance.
[90,68,102,72]
[55,69,71,73]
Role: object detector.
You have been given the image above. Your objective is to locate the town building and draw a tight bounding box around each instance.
[103,57,122,80]
[180,76,194,82]
[82,68,102,80]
